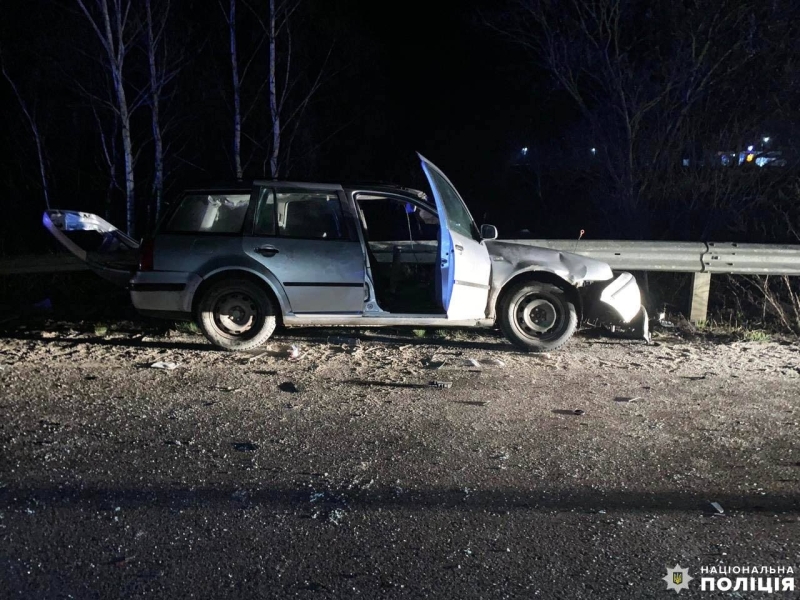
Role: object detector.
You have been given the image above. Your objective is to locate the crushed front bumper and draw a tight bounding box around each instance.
[597,272,641,323]
[582,272,649,340]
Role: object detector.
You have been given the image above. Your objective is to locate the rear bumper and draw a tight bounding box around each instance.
[130,272,202,316]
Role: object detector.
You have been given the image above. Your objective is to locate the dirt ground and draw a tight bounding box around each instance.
[0,323,798,598]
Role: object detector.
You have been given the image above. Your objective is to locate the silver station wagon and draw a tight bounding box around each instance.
[44,155,645,352]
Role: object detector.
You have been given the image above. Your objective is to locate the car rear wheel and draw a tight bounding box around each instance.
[196,278,277,351]
[498,281,577,352]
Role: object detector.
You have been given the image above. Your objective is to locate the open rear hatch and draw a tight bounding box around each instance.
[42,210,140,287]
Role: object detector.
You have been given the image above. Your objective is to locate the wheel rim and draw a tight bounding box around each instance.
[213,292,259,336]
[515,295,562,338]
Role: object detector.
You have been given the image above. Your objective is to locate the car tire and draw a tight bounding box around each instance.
[196,278,277,351]
[498,281,578,352]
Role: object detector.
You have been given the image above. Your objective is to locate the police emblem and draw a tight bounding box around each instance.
[663,565,693,593]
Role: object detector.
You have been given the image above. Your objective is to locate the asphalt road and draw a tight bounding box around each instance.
[1,324,798,599]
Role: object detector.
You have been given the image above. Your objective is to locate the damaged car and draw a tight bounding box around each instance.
[43,154,646,352]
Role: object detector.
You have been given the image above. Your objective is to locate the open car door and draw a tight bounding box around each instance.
[42,210,139,288]
[418,154,492,320]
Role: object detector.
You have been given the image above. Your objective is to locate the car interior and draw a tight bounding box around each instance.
[165,194,251,234]
[277,193,344,239]
[355,193,443,314]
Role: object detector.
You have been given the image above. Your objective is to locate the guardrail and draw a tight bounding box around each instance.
[509,240,800,321]
[508,240,708,273]
[3,239,800,322]
[510,240,800,276]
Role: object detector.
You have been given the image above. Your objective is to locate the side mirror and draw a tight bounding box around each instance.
[480,224,498,240]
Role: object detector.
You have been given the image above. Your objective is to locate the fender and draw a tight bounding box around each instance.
[194,264,292,316]
[484,240,616,320]
[486,265,580,320]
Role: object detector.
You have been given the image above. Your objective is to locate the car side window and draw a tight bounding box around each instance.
[277,192,344,240]
[408,204,439,241]
[165,193,250,234]
[253,188,276,236]
[357,198,413,242]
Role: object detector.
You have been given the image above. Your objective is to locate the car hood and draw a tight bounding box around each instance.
[485,240,614,284]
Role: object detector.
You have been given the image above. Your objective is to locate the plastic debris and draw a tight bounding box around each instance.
[573,409,585,416]
[232,441,259,452]
[479,358,505,367]
[279,381,300,393]
[428,357,488,371]
[243,349,271,363]
[327,336,360,346]
[287,345,301,360]
[429,381,452,389]
[150,361,178,370]
[709,501,724,515]
[614,396,642,403]
[328,508,346,525]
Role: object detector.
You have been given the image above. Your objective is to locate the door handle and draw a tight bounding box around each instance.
[454,244,464,253]
[255,245,279,257]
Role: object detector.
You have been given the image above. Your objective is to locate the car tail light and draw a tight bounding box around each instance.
[139,238,155,271]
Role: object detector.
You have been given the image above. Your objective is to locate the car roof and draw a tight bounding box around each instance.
[344,183,430,202]
[181,180,430,202]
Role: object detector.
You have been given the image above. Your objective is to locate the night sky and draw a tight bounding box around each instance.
[6,0,790,251]
[1,0,560,250]
[319,0,547,201]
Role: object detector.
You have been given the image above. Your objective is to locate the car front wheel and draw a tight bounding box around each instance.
[498,281,578,352]
[196,278,277,351]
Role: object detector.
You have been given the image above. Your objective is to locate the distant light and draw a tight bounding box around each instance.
[746,153,755,163]
[763,136,770,143]
[747,145,754,151]
[591,147,597,155]
[521,147,528,155]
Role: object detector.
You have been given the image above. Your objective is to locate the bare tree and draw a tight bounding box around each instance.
[143,0,181,223]
[225,0,244,180]
[91,104,121,219]
[76,0,139,236]
[1,57,50,209]
[489,0,789,237]
[268,0,280,179]
[234,0,333,179]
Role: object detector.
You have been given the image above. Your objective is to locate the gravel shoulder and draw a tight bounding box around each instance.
[1,326,798,598]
